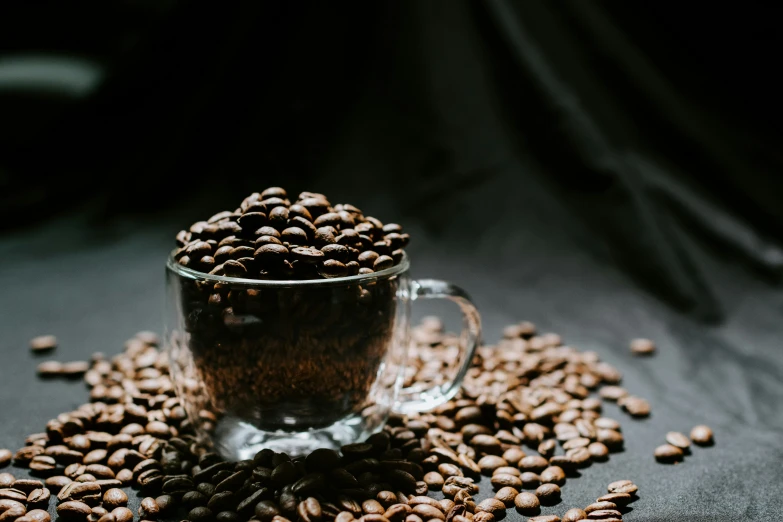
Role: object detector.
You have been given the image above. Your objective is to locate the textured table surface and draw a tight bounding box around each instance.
[1,198,781,522]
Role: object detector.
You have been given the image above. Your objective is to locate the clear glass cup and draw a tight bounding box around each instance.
[165,251,480,459]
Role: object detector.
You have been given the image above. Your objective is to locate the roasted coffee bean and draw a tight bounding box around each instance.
[584,501,617,514]
[540,466,566,486]
[26,488,50,505]
[0,499,26,522]
[475,499,505,516]
[103,489,128,509]
[115,470,133,485]
[296,498,322,522]
[12,479,42,494]
[666,431,691,449]
[490,473,522,489]
[519,455,549,473]
[45,475,72,491]
[607,479,638,495]
[24,510,51,522]
[0,452,10,469]
[30,335,58,353]
[513,492,540,513]
[535,483,561,505]
[110,508,133,522]
[596,493,631,505]
[562,508,586,522]
[654,444,684,462]
[477,456,506,475]
[58,501,92,520]
[519,471,541,489]
[587,509,622,519]
[188,506,214,522]
[587,442,609,460]
[423,472,444,489]
[0,476,13,489]
[208,492,235,512]
[630,338,655,355]
[690,425,714,445]
[526,516,560,522]
[494,486,519,506]
[411,505,444,521]
[216,511,239,522]
[620,396,651,417]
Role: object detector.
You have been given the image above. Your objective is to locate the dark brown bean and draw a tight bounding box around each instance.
[535,483,561,505]
[58,501,92,520]
[513,492,539,513]
[607,479,638,495]
[103,489,128,509]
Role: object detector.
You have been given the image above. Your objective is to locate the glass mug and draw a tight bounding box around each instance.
[165,252,480,459]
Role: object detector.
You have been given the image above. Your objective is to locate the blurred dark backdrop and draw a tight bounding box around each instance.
[2,0,782,320]
[1,2,782,520]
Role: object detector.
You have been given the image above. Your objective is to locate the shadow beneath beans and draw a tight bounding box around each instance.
[655,459,685,465]
[619,505,635,515]
[564,469,582,479]
[694,440,715,448]
[494,509,507,520]
[539,497,562,507]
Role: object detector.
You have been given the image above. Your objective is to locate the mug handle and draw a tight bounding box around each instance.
[394,278,481,414]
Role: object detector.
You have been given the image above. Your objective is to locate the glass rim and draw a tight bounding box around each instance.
[167,249,410,287]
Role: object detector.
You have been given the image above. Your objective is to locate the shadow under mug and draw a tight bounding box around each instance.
[165,252,480,459]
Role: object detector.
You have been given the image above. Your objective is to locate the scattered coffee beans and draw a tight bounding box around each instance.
[690,425,714,445]
[7,318,710,522]
[630,338,655,355]
[29,336,57,353]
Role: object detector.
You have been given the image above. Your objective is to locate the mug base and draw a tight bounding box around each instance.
[211,413,377,459]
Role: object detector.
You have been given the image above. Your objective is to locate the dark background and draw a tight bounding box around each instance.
[1,1,782,521]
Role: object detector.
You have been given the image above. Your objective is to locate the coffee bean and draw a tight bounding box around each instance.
[540,466,566,486]
[527,517,560,522]
[607,479,638,495]
[587,442,609,461]
[472,513,495,522]
[296,497,321,522]
[519,472,541,489]
[422,472,444,489]
[26,488,50,505]
[110,508,133,522]
[584,501,617,514]
[411,505,444,521]
[58,501,92,520]
[188,506,214,522]
[596,493,631,505]
[519,455,549,473]
[666,431,691,449]
[535,483,561,505]
[490,473,522,489]
[494,486,518,506]
[619,396,651,417]
[0,499,26,522]
[25,510,51,522]
[103,489,128,509]
[587,508,622,519]
[30,335,58,353]
[477,456,506,475]
[513,492,539,513]
[654,444,684,463]
[630,338,655,355]
[11,479,42,494]
[475,498,505,516]
[45,475,71,491]
[37,361,63,376]
[562,508,586,522]
[690,425,714,445]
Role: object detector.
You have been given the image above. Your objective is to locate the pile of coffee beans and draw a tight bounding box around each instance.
[174,188,409,280]
[653,427,714,463]
[1,319,709,522]
[169,189,412,432]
